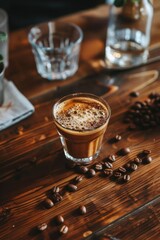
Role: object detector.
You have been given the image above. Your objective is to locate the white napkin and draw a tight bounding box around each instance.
[0,79,35,131]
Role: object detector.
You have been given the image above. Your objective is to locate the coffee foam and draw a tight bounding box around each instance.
[55,97,108,131]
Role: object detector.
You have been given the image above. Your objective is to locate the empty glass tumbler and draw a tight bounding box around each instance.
[28,21,83,80]
[105,0,153,68]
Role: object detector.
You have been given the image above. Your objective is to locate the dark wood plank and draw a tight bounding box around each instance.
[86,196,160,240]
[0,1,160,240]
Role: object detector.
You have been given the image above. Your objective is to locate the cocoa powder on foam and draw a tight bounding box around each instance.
[55,97,108,131]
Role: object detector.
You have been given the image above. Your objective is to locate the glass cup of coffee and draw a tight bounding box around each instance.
[53,93,111,164]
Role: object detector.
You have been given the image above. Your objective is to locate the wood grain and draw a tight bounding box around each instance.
[1,1,160,240]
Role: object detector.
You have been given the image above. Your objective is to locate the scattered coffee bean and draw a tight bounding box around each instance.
[142,156,152,164]
[44,198,54,208]
[118,147,131,156]
[142,149,151,155]
[56,215,64,225]
[137,150,151,158]
[114,134,122,141]
[118,166,127,174]
[52,192,63,203]
[103,169,113,177]
[87,168,96,177]
[133,157,142,165]
[129,163,138,171]
[79,205,87,215]
[149,92,157,99]
[123,174,131,182]
[113,171,122,179]
[59,225,68,235]
[94,163,103,171]
[107,155,116,162]
[104,161,113,169]
[67,184,78,192]
[74,175,83,183]
[125,162,131,170]
[129,91,140,97]
[109,135,122,143]
[37,223,47,231]
[52,186,60,193]
[76,165,88,174]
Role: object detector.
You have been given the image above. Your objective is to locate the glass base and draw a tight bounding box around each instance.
[105,46,149,68]
[64,149,100,165]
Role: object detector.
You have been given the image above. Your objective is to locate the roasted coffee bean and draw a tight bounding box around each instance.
[79,205,87,215]
[118,147,131,156]
[67,184,77,192]
[109,135,122,143]
[52,186,60,193]
[134,102,143,109]
[103,169,113,177]
[125,162,131,170]
[52,192,63,203]
[104,161,113,169]
[129,91,140,97]
[59,225,68,235]
[142,156,152,164]
[124,93,160,130]
[56,215,64,225]
[107,155,116,162]
[37,223,47,231]
[87,168,96,177]
[142,149,151,155]
[115,134,122,141]
[133,157,142,165]
[123,174,131,182]
[44,198,54,208]
[94,163,103,171]
[74,175,83,183]
[148,92,159,99]
[118,166,127,174]
[76,165,88,174]
[130,163,138,171]
[113,171,122,179]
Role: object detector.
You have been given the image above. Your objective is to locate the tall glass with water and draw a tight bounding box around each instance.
[105,0,153,68]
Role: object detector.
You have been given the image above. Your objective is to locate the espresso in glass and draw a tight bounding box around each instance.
[53,93,111,164]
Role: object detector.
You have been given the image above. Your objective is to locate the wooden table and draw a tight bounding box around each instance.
[1,2,160,240]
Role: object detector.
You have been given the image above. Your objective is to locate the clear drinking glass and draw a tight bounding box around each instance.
[28,21,83,80]
[0,59,4,105]
[53,93,111,164]
[105,0,153,68]
[0,8,9,68]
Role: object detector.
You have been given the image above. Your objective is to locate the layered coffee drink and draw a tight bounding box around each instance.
[53,93,111,164]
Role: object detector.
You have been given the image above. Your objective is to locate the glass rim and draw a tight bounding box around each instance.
[28,21,83,47]
[0,8,8,28]
[53,92,111,132]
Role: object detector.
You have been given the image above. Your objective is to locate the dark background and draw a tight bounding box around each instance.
[0,0,105,31]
